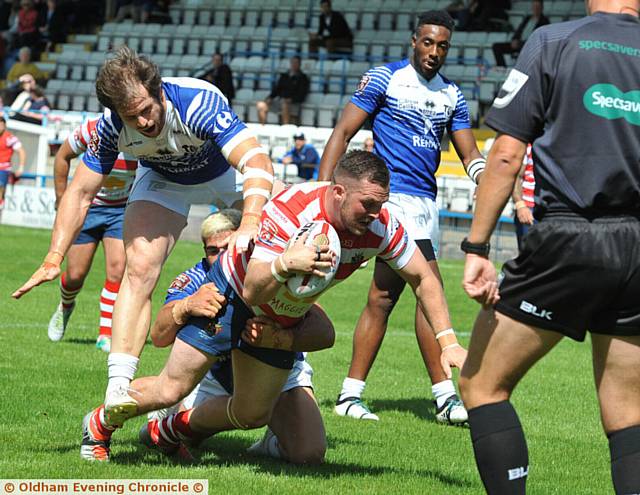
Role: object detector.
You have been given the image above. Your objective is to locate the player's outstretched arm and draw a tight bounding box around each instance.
[317,103,369,181]
[151,283,226,347]
[243,233,333,306]
[225,137,274,253]
[398,249,467,378]
[52,140,78,209]
[241,304,335,351]
[12,161,104,299]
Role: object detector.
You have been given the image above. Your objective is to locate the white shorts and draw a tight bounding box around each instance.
[128,167,243,218]
[181,358,314,409]
[385,192,440,252]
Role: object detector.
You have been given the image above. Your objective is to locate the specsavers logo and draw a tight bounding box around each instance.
[584,84,640,126]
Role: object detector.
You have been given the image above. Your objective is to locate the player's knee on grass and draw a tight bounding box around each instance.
[231,403,271,430]
[282,437,326,465]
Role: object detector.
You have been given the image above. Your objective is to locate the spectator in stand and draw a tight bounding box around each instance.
[460,0,511,31]
[256,56,309,125]
[202,52,235,105]
[12,84,50,124]
[39,0,67,52]
[281,132,320,181]
[363,137,374,153]
[511,143,535,251]
[309,0,353,57]
[6,46,44,83]
[9,72,35,111]
[492,0,549,67]
[14,0,40,50]
[0,116,26,209]
[115,0,155,23]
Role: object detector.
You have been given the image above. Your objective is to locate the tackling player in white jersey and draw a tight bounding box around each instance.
[319,10,485,424]
[12,46,274,429]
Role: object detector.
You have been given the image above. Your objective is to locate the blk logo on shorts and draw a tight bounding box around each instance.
[520,300,553,320]
[508,465,529,481]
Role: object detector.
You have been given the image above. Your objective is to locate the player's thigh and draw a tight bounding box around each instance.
[370,257,406,308]
[122,200,186,276]
[270,387,326,460]
[230,349,289,426]
[155,338,217,403]
[592,334,640,433]
[65,242,99,283]
[460,309,563,409]
[101,237,126,282]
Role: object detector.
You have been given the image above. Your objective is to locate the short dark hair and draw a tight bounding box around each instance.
[0,116,6,123]
[333,150,389,188]
[414,10,455,36]
[96,46,162,112]
[320,0,330,6]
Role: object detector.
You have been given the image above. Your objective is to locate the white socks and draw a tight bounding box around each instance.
[339,377,366,402]
[432,379,456,408]
[107,353,139,390]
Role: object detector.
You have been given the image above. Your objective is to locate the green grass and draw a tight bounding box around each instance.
[0,225,610,493]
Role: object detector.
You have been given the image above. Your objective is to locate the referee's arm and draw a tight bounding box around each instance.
[468,134,527,244]
[318,103,369,181]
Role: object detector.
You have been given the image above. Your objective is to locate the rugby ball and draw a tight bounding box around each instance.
[285,221,341,298]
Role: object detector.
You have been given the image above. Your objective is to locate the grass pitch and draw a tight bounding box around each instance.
[1,225,610,493]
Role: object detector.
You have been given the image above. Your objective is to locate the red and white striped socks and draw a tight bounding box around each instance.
[60,272,82,309]
[99,280,120,338]
[150,410,195,447]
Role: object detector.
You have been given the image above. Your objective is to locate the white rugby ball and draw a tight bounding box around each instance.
[285,220,341,298]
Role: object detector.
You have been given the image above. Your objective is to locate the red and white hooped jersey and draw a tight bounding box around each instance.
[522,144,535,209]
[0,131,22,171]
[69,119,138,207]
[221,181,416,328]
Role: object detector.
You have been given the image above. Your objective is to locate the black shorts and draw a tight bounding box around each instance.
[495,215,640,341]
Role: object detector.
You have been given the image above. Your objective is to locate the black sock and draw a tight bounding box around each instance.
[468,401,528,494]
[609,425,640,494]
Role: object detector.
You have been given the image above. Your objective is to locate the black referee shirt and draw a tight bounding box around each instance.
[485,12,640,217]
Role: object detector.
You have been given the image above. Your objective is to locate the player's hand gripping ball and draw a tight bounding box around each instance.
[286,221,341,298]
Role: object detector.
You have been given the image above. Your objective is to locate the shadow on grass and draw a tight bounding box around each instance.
[97,436,472,488]
[64,338,99,345]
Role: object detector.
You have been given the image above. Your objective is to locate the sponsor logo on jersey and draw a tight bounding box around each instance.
[356,74,371,93]
[88,129,100,155]
[258,217,279,244]
[519,300,553,320]
[493,69,529,109]
[169,273,191,290]
[584,84,640,126]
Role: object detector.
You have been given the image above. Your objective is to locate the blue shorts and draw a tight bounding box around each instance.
[74,205,126,244]
[0,170,10,187]
[176,260,296,370]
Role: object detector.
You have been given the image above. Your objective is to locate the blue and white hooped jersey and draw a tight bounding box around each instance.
[165,258,210,304]
[351,59,471,199]
[83,78,254,185]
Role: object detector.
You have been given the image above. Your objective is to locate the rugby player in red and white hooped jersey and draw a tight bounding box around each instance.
[47,118,138,352]
[133,150,467,454]
[511,144,535,251]
[0,116,26,210]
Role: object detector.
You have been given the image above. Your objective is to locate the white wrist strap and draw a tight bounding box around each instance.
[238,147,269,172]
[271,259,287,283]
[466,158,486,185]
[243,187,271,200]
[435,328,455,340]
[243,166,274,183]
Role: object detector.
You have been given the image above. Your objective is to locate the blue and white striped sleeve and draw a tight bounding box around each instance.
[165,262,208,304]
[449,86,471,132]
[350,66,392,115]
[184,89,250,151]
[82,111,120,175]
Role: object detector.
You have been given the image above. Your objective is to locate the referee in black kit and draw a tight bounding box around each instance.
[457,0,640,493]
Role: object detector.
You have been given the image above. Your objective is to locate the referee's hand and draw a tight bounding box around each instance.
[462,254,500,308]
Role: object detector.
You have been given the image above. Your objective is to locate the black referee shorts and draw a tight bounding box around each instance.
[495,215,640,341]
